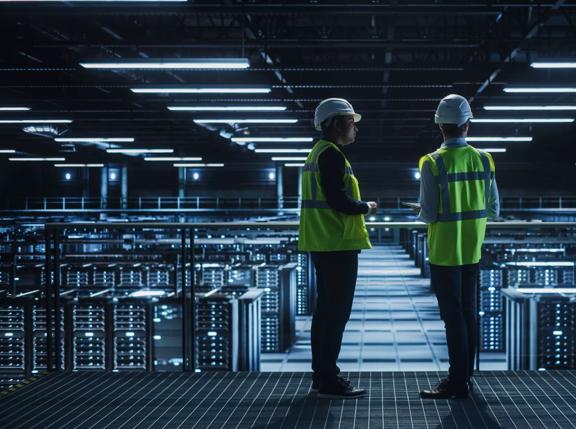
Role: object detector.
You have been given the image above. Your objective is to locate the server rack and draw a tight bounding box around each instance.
[256,263,297,353]
[479,267,505,352]
[289,252,315,316]
[503,288,576,370]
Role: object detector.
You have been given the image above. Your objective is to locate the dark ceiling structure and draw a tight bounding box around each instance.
[0,0,575,191]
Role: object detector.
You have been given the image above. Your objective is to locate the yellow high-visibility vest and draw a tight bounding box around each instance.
[419,145,495,266]
[298,139,372,252]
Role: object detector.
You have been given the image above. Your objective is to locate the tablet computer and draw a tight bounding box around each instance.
[400,201,421,210]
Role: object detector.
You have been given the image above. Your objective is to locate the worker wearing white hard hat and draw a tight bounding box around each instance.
[417,94,500,400]
[299,97,376,399]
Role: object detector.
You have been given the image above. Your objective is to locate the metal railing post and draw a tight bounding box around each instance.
[44,229,53,371]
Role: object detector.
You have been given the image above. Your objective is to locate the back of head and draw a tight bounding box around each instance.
[435,94,473,139]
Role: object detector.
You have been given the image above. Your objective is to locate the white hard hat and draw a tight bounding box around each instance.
[434,94,473,126]
[314,98,361,131]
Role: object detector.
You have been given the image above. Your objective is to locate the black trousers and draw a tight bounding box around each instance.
[430,263,479,386]
[310,250,359,381]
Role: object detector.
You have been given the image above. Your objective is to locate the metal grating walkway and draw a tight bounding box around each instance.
[2,371,576,428]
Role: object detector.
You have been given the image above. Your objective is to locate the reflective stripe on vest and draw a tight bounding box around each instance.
[302,161,355,208]
[431,150,491,222]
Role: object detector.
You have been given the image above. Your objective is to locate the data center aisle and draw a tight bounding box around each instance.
[261,244,506,372]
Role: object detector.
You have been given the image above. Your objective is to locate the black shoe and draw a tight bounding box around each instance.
[318,377,366,399]
[420,378,468,399]
[311,375,350,392]
[311,377,319,392]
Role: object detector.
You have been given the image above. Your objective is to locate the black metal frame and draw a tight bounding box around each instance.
[43,223,198,372]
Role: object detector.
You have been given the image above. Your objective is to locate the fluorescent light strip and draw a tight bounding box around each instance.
[169,106,286,112]
[466,137,532,142]
[481,148,507,153]
[144,157,202,162]
[255,149,311,153]
[173,163,224,167]
[504,87,576,93]
[471,118,574,123]
[506,261,574,267]
[0,107,30,111]
[55,137,134,143]
[81,59,248,69]
[194,119,297,124]
[484,106,576,111]
[515,288,576,294]
[10,157,65,161]
[132,88,271,94]
[54,164,104,168]
[0,119,72,124]
[530,62,576,69]
[106,149,173,154]
[271,157,307,161]
[232,137,313,143]
[0,149,16,153]
[284,163,305,167]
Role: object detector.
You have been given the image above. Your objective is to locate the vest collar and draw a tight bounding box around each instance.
[441,137,468,148]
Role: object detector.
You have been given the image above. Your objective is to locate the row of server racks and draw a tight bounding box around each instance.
[402,228,576,370]
[0,224,315,389]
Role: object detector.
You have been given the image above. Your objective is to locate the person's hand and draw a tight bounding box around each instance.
[367,201,378,215]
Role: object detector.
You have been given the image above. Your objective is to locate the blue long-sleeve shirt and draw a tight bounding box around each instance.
[417,137,500,224]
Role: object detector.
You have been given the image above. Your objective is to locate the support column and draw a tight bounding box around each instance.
[276,165,284,209]
[82,167,90,198]
[121,164,128,209]
[178,167,187,199]
[100,165,108,209]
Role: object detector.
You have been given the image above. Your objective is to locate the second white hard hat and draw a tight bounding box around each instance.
[434,94,473,126]
[314,98,361,131]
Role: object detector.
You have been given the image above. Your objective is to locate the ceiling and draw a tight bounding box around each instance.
[0,0,575,181]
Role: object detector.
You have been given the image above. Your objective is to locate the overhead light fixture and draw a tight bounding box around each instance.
[173,163,224,167]
[284,163,305,167]
[530,62,576,69]
[55,137,134,143]
[144,157,202,162]
[2,0,186,2]
[503,87,576,93]
[194,119,297,124]
[0,107,30,111]
[481,148,507,153]
[0,149,16,153]
[130,290,167,298]
[484,106,576,111]
[106,149,173,154]
[131,87,271,94]
[255,149,311,153]
[81,58,249,70]
[168,106,286,112]
[271,157,307,161]
[0,119,72,124]
[54,164,104,167]
[471,118,574,123]
[466,137,532,142]
[231,137,313,143]
[9,157,66,161]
